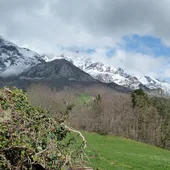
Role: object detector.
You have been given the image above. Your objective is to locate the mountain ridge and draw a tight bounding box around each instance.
[44,53,170,96]
[0,36,170,96]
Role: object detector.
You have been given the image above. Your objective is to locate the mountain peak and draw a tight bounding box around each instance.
[20,58,95,82]
[0,36,170,96]
[0,37,44,77]
[43,54,170,96]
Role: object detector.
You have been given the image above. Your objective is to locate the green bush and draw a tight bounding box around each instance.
[0,87,86,170]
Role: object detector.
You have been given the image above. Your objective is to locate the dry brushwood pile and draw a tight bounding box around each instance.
[0,87,87,170]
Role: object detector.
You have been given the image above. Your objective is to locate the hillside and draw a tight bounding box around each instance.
[84,132,170,170]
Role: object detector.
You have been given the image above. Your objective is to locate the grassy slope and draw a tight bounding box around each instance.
[77,93,93,104]
[83,132,170,170]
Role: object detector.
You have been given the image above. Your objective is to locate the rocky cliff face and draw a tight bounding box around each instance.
[20,59,96,82]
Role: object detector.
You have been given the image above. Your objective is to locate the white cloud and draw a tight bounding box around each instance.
[2,0,170,51]
[1,0,170,80]
[109,49,169,78]
[73,48,170,79]
[163,67,170,78]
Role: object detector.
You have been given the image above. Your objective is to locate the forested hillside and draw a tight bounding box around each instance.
[27,84,170,150]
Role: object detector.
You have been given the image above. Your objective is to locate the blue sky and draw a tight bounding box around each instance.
[67,35,170,58]
[66,35,170,82]
[69,35,170,59]
[121,35,170,57]
[118,35,170,82]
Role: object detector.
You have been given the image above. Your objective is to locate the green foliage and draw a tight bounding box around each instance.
[93,94,102,106]
[131,89,148,108]
[77,93,92,105]
[91,94,104,135]
[133,89,146,96]
[0,87,86,170]
[131,89,170,149]
[95,94,102,101]
[150,97,170,148]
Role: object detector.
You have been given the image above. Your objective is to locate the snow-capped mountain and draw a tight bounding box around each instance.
[44,53,170,96]
[0,36,44,77]
[137,76,170,96]
[0,35,170,96]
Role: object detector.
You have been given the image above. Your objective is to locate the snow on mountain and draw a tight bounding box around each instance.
[44,54,141,89]
[43,53,170,95]
[0,36,44,77]
[0,35,169,96]
[137,76,170,96]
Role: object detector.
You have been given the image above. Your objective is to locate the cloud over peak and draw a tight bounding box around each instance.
[1,0,170,81]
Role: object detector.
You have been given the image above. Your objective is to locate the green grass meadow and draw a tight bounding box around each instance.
[77,93,93,104]
[83,132,170,170]
[74,93,170,169]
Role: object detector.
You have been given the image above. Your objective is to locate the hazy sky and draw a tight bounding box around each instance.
[1,0,170,80]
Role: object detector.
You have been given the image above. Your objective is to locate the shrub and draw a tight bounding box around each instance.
[0,87,86,170]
